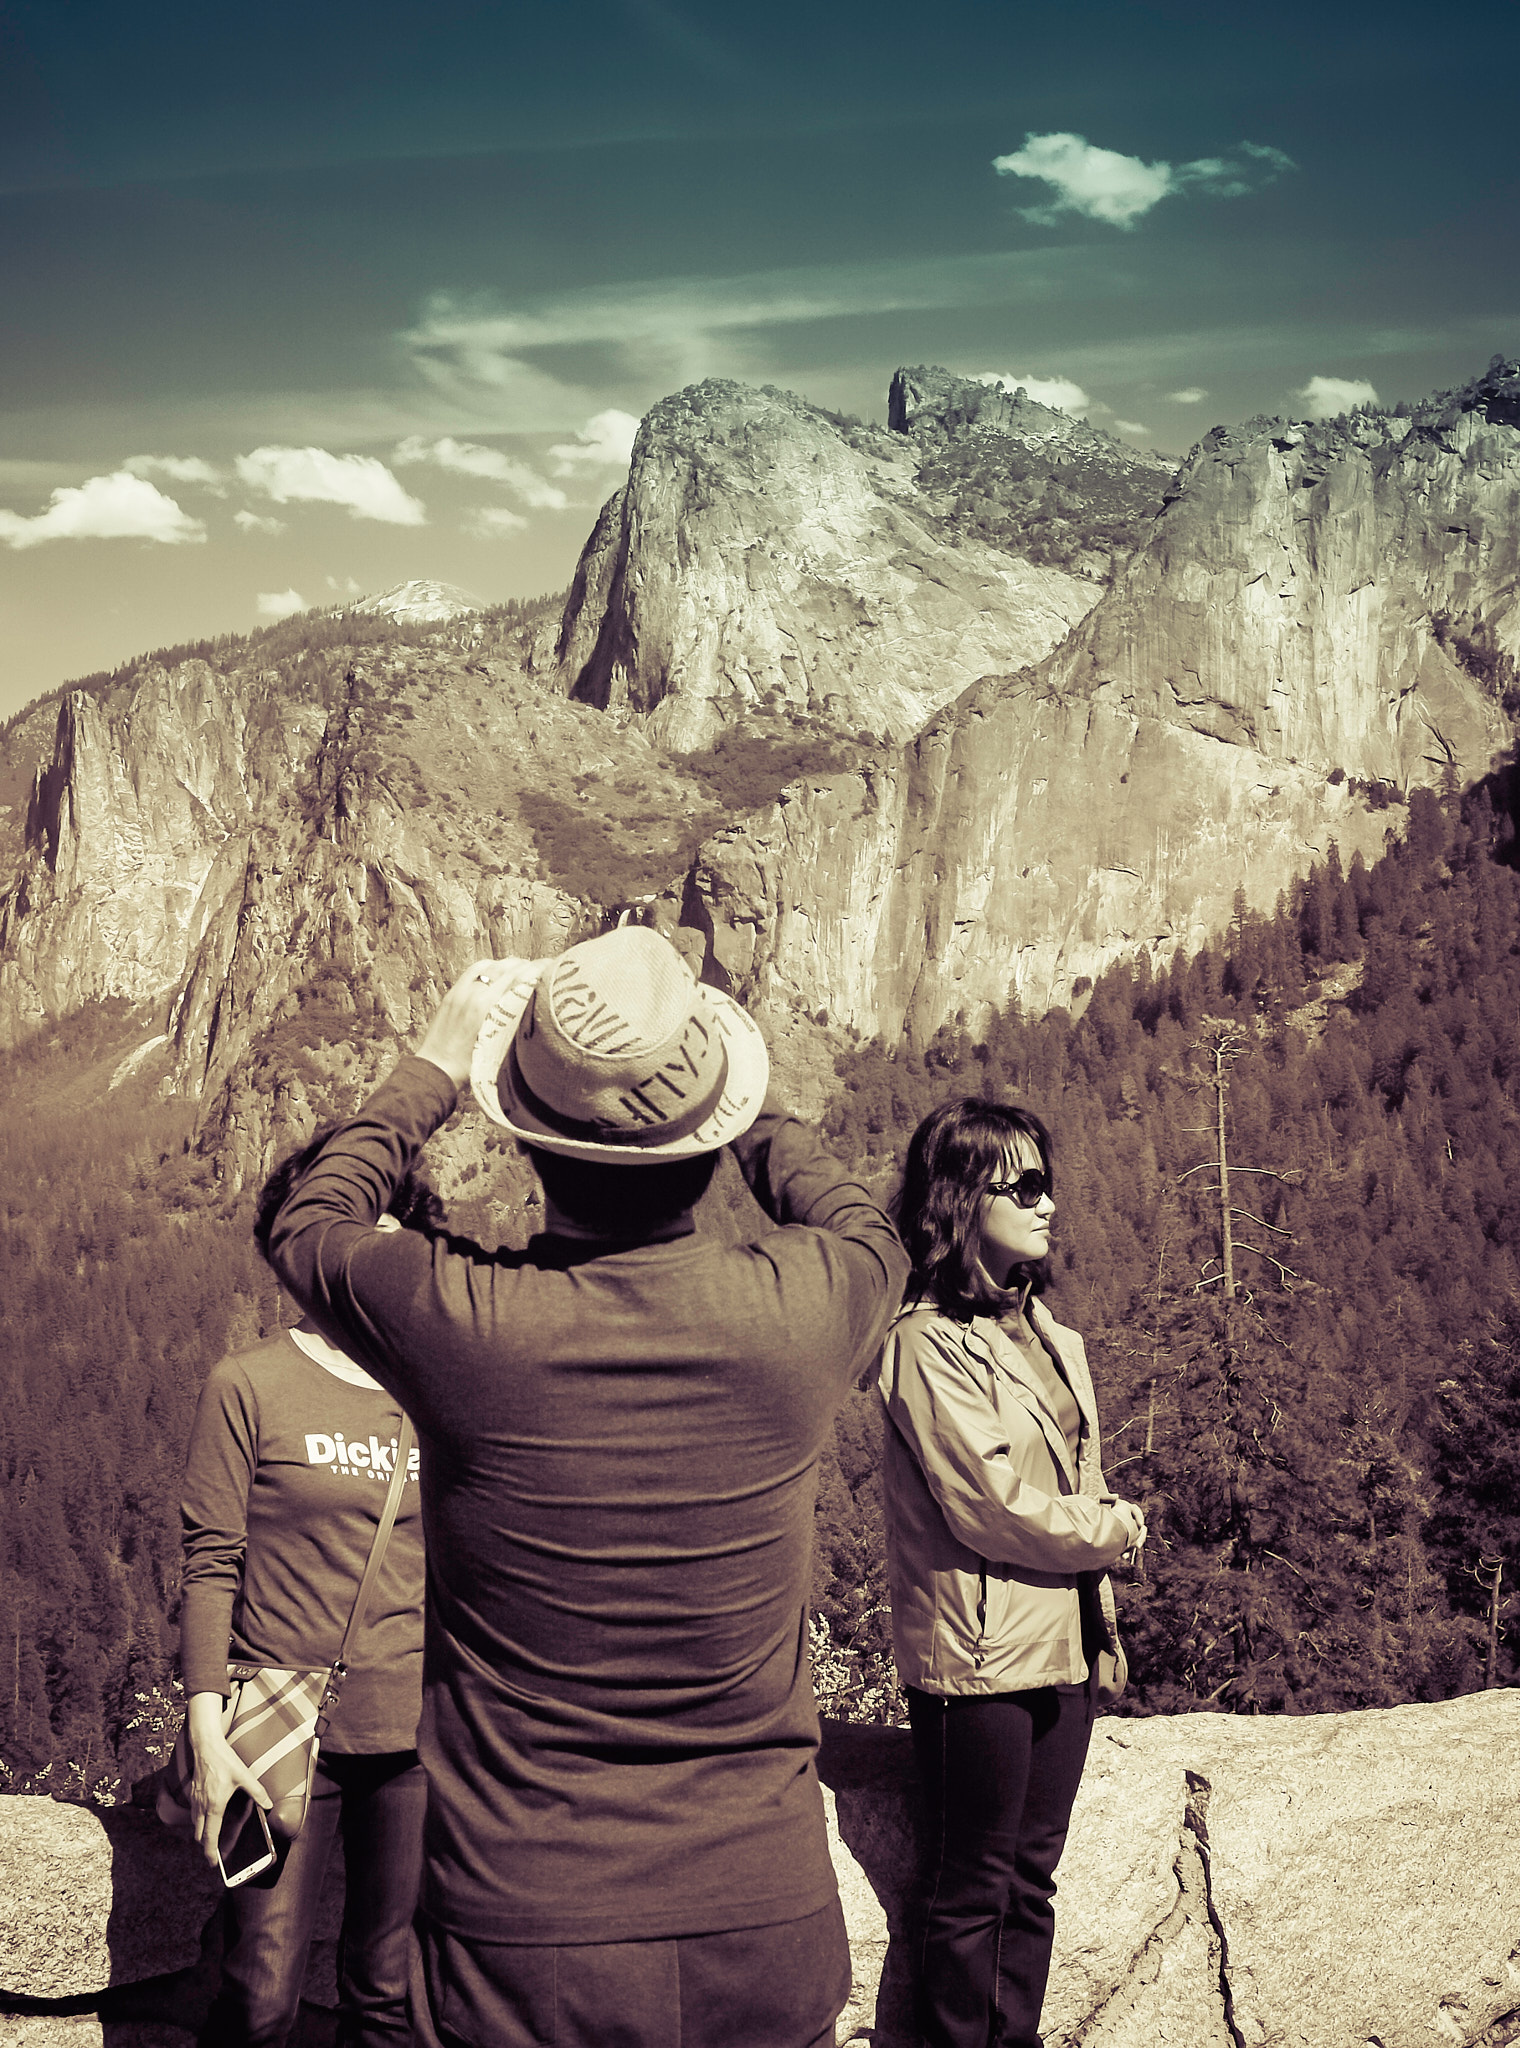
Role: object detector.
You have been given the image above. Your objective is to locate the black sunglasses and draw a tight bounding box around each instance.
[985,1169,1052,1209]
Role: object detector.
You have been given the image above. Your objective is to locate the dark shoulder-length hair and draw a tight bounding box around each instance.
[894,1096,1053,1321]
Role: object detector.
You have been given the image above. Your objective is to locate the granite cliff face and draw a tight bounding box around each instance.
[684,360,1517,1030]
[1049,370,1520,780]
[0,647,612,1173]
[690,682,1401,1037]
[1,360,1516,1160]
[555,378,1106,749]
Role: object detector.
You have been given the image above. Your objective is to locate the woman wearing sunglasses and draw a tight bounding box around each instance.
[878,1098,1146,2048]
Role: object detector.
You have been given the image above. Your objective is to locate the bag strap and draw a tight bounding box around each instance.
[327,1413,417,1693]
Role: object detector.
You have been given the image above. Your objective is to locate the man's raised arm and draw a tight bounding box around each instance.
[731,1097,909,1367]
[266,961,507,1362]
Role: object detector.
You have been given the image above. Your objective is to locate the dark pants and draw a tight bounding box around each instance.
[409,1895,852,2048]
[201,1750,426,2048]
[908,1683,1095,2048]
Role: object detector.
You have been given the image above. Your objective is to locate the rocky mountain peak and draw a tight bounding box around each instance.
[888,363,1170,471]
[882,364,1172,583]
[1433,351,1520,430]
[892,362,1068,440]
[348,579,482,625]
[555,374,1100,749]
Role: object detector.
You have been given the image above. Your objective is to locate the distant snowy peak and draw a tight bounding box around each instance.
[348,579,483,625]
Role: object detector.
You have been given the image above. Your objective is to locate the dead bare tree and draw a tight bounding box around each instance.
[1472,1556,1509,1690]
[1178,1019,1303,1322]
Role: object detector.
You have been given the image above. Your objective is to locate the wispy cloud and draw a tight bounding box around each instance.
[464,505,529,538]
[0,471,206,550]
[977,370,1089,414]
[1168,386,1208,404]
[124,453,226,492]
[1298,374,1379,417]
[396,251,1089,423]
[235,446,426,525]
[234,508,286,534]
[256,588,307,620]
[548,409,641,475]
[993,132,1295,229]
[393,434,568,509]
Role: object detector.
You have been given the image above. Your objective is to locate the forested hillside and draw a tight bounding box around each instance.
[3,772,1518,1791]
[812,770,1520,1720]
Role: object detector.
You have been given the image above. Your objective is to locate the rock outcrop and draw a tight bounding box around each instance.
[5,1692,1517,2046]
[555,379,1104,749]
[1048,382,1520,785]
[887,365,1173,581]
[826,1689,1520,2048]
[0,650,600,1179]
[694,676,1401,1035]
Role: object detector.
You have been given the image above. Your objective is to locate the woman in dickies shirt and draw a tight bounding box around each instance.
[179,1130,436,2048]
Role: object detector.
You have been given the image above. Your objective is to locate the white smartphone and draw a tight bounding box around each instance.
[217,1789,277,1888]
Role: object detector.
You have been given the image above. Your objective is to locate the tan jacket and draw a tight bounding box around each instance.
[878,1298,1130,1695]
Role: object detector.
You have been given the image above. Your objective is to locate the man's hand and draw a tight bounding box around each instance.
[418,959,519,1088]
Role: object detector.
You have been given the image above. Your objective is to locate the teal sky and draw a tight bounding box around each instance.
[2,0,1517,719]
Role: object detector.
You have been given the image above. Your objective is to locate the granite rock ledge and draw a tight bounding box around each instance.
[2,1692,1517,2047]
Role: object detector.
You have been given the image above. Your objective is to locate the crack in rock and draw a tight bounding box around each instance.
[1066,1776,1233,2048]
[1068,1832,1201,2044]
[1184,1770,1249,2048]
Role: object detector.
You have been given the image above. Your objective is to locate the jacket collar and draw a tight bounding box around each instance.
[966,1302,1098,1490]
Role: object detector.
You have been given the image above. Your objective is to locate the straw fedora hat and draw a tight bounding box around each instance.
[469,926,769,1163]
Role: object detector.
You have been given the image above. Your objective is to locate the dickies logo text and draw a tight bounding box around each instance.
[304,1433,420,1481]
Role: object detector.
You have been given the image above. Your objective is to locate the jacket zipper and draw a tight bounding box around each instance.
[968,1327,995,1669]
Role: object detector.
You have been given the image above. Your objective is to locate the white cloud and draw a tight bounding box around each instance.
[548,409,641,475]
[994,134,1172,228]
[394,434,568,510]
[234,508,286,534]
[256,589,308,620]
[235,446,426,525]
[464,505,530,538]
[1112,420,1149,435]
[326,574,364,594]
[0,471,206,550]
[124,453,225,491]
[394,433,512,481]
[1168,387,1209,404]
[1298,375,1380,418]
[978,370,1090,414]
[993,131,1296,229]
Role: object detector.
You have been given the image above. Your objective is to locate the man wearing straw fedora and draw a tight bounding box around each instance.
[268,925,908,2048]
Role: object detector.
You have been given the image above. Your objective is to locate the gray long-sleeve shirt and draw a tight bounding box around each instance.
[179,1333,424,1752]
[268,1056,908,1945]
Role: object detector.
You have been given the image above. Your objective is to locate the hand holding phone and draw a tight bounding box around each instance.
[217,1789,277,1887]
[188,1691,272,1874]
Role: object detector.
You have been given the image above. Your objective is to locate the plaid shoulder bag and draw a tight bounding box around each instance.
[156,1413,416,1845]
